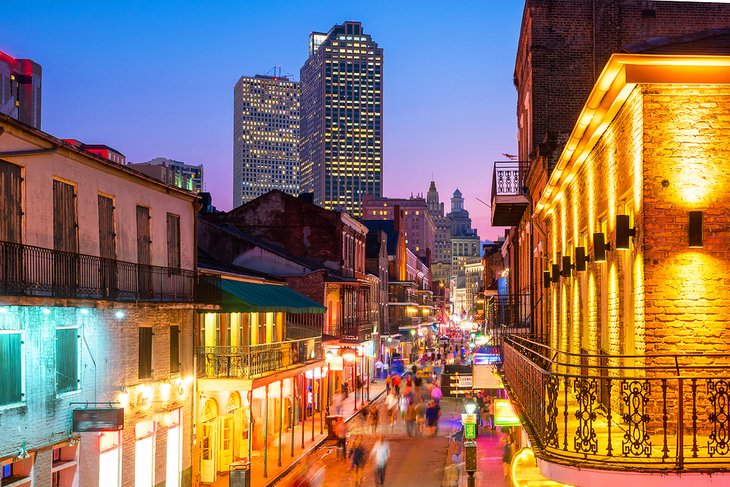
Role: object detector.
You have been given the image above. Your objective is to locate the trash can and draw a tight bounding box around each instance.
[326,415,343,441]
[229,461,250,487]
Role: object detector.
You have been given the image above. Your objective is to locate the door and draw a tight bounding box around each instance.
[98,195,117,298]
[53,180,78,296]
[218,415,233,471]
[200,421,217,483]
[136,206,152,297]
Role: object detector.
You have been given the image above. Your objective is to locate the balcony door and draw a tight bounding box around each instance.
[136,206,152,297]
[0,160,22,292]
[53,180,78,296]
[98,195,117,298]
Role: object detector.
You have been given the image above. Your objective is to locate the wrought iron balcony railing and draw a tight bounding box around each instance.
[198,336,322,379]
[491,161,530,197]
[0,239,198,302]
[502,334,730,471]
[486,294,532,343]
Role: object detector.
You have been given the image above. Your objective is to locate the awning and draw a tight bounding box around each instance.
[218,279,326,314]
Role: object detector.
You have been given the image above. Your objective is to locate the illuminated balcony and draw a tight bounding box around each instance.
[198,336,322,379]
[491,161,530,226]
[0,240,197,303]
[502,335,730,480]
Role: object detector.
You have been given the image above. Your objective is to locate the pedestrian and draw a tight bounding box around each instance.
[385,374,392,394]
[333,389,344,416]
[335,417,348,461]
[349,435,366,487]
[502,432,516,479]
[488,397,496,431]
[385,391,398,431]
[342,382,349,399]
[431,383,443,404]
[369,402,379,435]
[405,399,417,437]
[425,400,441,437]
[416,398,426,436]
[370,434,390,487]
[393,374,402,396]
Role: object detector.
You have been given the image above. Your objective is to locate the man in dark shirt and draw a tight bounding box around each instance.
[425,400,441,437]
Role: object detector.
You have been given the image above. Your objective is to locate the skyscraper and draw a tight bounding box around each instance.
[300,21,383,217]
[0,50,42,129]
[426,181,452,265]
[234,75,299,207]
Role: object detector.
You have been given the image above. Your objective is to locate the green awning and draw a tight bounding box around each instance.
[219,279,326,314]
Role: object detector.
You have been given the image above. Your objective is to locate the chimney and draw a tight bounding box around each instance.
[393,205,402,234]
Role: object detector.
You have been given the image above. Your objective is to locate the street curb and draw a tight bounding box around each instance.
[265,388,388,486]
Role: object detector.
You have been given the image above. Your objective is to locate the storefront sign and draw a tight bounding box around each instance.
[328,355,344,371]
[494,399,521,426]
[72,407,125,432]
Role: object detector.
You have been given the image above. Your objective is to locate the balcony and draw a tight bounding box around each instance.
[486,294,532,342]
[341,319,372,343]
[502,334,730,473]
[0,240,197,302]
[491,161,530,226]
[198,336,322,379]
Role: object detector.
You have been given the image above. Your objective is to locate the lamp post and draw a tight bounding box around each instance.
[462,401,478,487]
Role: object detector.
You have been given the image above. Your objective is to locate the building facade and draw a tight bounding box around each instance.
[361,194,435,260]
[132,157,204,193]
[0,114,198,487]
[0,50,41,129]
[299,21,383,217]
[426,180,452,265]
[233,75,299,207]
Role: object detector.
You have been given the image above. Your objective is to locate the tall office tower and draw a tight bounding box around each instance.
[234,75,300,207]
[0,50,42,129]
[300,21,383,217]
[426,181,452,264]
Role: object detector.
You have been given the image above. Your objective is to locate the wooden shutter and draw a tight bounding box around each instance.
[136,206,151,265]
[0,333,22,405]
[170,325,180,373]
[55,328,78,394]
[53,180,77,253]
[0,160,22,243]
[166,214,180,269]
[98,196,116,260]
[139,327,153,379]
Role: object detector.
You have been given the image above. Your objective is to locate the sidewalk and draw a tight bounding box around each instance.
[209,380,387,487]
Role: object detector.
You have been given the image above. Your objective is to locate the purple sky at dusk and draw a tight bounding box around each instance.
[3,1,522,241]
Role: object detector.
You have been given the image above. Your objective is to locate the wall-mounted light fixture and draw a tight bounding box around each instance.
[616,215,636,250]
[551,263,560,283]
[543,270,551,289]
[689,211,703,248]
[561,256,573,278]
[575,247,589,271]
[593,232,610,263]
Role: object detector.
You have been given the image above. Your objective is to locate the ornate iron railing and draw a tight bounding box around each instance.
[502,334,730,470]
[491,161,530,197]
[198,336,322,379]
[0,239,199,302]
[486,294,531,344]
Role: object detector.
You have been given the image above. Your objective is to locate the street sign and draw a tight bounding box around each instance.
[461,413,477,424]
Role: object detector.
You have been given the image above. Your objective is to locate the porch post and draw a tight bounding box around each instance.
[311,373,315,441]
[319,368,324,434]
[301,373,305,449]
[290,376,295,458]
[278,379,283,467]
[264,384,269,478]
[247,390,253,463]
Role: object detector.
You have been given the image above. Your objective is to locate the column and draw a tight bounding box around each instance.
[264,384,269,478]
[278,379,283,467]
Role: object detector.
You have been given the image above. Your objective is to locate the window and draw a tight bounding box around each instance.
[166,214,181,270]
[170,325,180,374]
[0,160,22,243]
[139,327,153,379]
[56,328,79,394]
[0,331,23,406]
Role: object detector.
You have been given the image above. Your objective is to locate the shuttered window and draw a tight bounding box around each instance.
[166,214,181,270]
[170,325,180,373]
[0,160,22,243]
[53,180,78,253]
[56,328,79,394]
[98,195,116,260]
[136,206,151,265]
[0,332,23,405]
[139,327,153,379]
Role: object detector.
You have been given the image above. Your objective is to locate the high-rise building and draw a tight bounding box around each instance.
[0,50,42,129]
[131,157,204,192]
[447,188,480,282]
[234,75,299,207]
[300,21,383,217]
[426,181,452,265]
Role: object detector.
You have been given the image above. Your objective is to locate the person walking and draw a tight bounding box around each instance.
[335,417,348,461]
[502,432,516,479]
[405,399,417,437]
[370,434,390,487]
[385,374,392,395]
[385,391,398,432]
[349,435,366,487]
[333,388,344,416]
[425,400,441,437]
[415,398,427,436]
[368,402,380,435]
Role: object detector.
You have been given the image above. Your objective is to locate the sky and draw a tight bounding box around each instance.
[3,0,522,241]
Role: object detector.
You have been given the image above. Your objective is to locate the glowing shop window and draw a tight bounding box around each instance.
[135,420,156,487]
[166,409,182,487]
[99,431,121,487]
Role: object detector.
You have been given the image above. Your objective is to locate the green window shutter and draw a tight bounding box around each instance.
[139,327,153,379]
[56,328,79,394]
[0,333,22,405]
